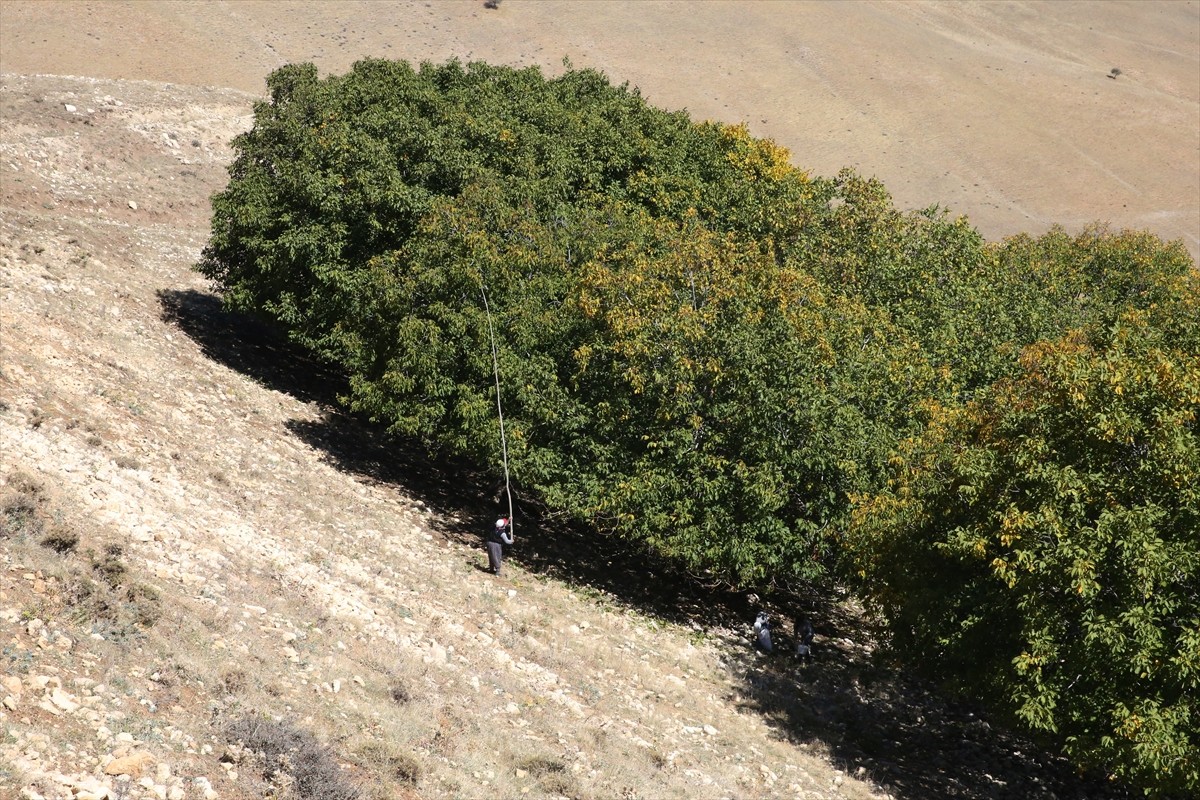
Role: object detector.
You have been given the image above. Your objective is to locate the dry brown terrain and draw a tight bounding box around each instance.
[2,0,1197,255]
[0,2,1195,800]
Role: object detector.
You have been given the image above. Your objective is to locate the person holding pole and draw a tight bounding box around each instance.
[486,516,514,576]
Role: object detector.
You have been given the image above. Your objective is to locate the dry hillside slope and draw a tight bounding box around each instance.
[0,73,1148,800]
[2,0,1197,257]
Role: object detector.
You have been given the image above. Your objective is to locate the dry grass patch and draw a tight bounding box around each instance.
[0,470,162,641]
[1,470,46,539]
[350,737,422,796]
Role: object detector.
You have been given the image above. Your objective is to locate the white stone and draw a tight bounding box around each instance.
[36,700,61,716]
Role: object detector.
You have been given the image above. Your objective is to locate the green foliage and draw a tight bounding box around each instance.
[200,58,1199,790]
[561,210,930,583]
[850,275,1200,794]
[199,58,902,586]
[788,176,1195,400]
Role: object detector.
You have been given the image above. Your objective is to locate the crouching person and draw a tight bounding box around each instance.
[794,616,815,661]
[754,611,773,653]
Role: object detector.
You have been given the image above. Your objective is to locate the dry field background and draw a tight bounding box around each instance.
[3,0,1197,255]
[0,2,1195,800]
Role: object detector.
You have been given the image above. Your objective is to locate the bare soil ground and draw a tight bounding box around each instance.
[0,3,1194,799]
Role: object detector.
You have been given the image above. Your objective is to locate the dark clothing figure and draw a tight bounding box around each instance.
[795,616,815,660]
[486,540,504,575]
[486,517,513,575]
[754,611,773,653]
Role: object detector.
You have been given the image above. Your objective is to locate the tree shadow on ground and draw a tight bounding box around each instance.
[722,602,1140,800]
[158,289,349,409]
[157,288,748,628]
[159,286,1145,800]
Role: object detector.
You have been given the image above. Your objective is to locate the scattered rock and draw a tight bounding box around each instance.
[47,688,80,713]
[104,750,155,777]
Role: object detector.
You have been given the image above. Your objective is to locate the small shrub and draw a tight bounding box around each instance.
[541,772,577,798]
[1,472,45,538]
[517,756,568,777]
[516,754,582,797]
[5,471,43,497]
[391,753,421,786]
[114,455,141,471]
[91,545,128,587]
[125,582,161,628]
[355,740,421,786]
[53,545,162,637]
[40,528,79,553]
[63,575,102,613]
[225,716,361,800]
[3,645,34,675]
[220,669,248,695]
[1,492,42,538]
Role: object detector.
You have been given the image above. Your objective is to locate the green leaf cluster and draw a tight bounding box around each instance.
[199,59,1198,792]
[199,58,915,585]
[852,276,1199,794]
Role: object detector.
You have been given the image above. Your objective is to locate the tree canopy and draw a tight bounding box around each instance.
[851,281,1199,793]
[199,58,1198,794]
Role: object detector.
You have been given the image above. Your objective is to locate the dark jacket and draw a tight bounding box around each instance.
[487,521,513,545]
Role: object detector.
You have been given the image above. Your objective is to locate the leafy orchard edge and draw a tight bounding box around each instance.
[199,58,1199,795]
